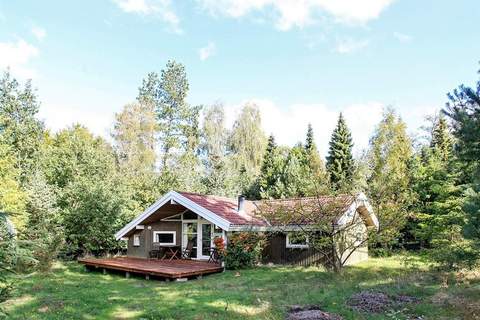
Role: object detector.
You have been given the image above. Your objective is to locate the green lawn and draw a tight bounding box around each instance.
[3,255,480,320]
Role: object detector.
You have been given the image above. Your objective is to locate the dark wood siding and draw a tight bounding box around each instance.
[127,221,181,258]
[263,233,328,267]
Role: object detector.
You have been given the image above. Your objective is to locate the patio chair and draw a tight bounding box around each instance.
[208,248,221,264]
[182,240,195,259]
[149,243,163,259]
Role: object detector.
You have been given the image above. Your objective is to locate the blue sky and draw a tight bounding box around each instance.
[0,0,479,156]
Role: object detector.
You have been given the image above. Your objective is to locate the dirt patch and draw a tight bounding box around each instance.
[347,291,419,313]
[287,305,343,320]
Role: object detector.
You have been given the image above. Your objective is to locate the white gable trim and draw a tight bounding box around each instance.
[114,191,231,240]
[336,193,379,230]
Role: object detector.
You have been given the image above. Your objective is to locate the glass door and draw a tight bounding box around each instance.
[182,222,198,258]
[199,223,212,259]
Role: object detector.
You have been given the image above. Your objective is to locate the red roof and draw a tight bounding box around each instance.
[178,191,355,227]
[178,192,267,226]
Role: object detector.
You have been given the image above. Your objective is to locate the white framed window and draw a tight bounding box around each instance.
[286,232,309,248]
[153,231,176,246]
[133,234,140,247]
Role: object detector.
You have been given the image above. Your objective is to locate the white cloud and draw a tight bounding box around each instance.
[113,0,182,33]
[38,103,115,138]
[199,41,216,61]
[31,26,47,41]
[197,0,395,30]
[334,37,369,54]
[393,31,412,43]
[0,39,39,79]
[224,98,384,156]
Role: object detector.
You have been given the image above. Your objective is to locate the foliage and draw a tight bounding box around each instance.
[367,108,413,252]
[256,126,328,199]
[112,101,161,213]
[24,172,64,271]
[201,103,237,196]
[326,113,354,191]
[256,135,286,198]
[0,70,43,185]
[224,232,266,269]
[304,124,329,194]
[137,61,203,193]
[229,103,267,193]
[42,125,128,256]
[441,67,480,269]
[0,137,26,228]
[0,213,15,318]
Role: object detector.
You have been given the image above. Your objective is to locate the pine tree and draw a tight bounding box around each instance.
[431,115,453,161]
[326,113,354,190]
[257,135,284,198]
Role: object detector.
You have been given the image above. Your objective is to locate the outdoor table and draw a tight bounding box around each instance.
[160,245,181,260]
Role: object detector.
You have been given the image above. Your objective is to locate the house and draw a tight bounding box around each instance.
[115,191,378,266]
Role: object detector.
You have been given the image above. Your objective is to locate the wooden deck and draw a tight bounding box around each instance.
[78,257,223,279]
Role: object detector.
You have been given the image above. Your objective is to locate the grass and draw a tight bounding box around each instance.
[2,254,480,320]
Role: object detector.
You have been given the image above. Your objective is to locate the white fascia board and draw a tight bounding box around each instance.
[336,194,379,230]
[115,191,232,240]
[115,191,175,240]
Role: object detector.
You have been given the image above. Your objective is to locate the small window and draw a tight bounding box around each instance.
[133,234,140,247]
[286,232,309,248]
[153,231,176,245]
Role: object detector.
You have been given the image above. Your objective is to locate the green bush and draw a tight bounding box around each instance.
[224,232,265,270]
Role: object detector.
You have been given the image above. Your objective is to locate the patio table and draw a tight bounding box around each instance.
[160,245,181,261]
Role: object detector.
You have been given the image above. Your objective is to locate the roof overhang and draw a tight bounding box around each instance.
[336,193,379,231]
[114,190,232,240]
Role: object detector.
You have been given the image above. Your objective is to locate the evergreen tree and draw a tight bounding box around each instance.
[442,68,480,269]
[137,61,203,192]
[326,113,354,190]
[430,115,454,161]
[257,135,284,199]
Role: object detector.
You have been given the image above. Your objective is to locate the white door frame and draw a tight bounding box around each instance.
[198,220,213,260]
[178,213,226,260]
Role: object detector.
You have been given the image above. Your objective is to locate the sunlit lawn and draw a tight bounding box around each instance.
[3,254,480,319]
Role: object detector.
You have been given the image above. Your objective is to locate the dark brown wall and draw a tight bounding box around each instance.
[263,233,328,266]
[127,221,181,258]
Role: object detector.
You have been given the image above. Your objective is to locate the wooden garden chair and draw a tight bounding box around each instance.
[182,240,195,259]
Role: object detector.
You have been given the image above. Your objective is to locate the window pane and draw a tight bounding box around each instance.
[183,211,197,220]
[156,233,174,244]
[184,222,197,234]
[289,233,307,245]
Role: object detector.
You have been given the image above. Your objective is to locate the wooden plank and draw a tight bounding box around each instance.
[78,257,223,279]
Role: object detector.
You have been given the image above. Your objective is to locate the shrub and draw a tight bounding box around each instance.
[224,232,265,270]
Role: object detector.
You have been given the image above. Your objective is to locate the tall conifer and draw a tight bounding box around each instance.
[326,113,354,190]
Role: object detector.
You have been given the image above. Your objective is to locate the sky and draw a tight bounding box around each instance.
[0,0,479,156]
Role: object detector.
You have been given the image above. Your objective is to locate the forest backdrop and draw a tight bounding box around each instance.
[1,60,479,273]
